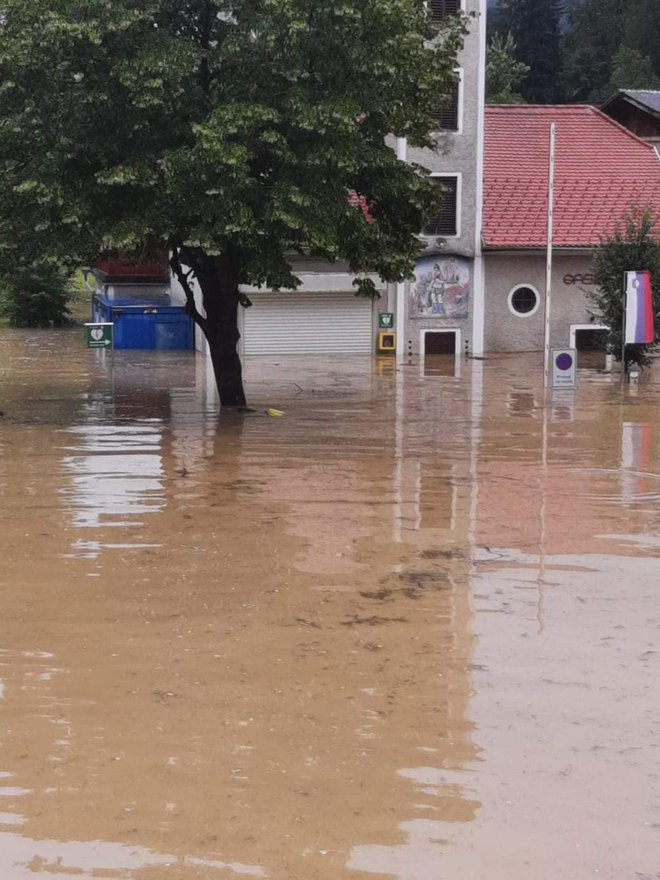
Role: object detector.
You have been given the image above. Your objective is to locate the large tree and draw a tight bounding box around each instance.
[0,1,465,406]
[491,0,563,103]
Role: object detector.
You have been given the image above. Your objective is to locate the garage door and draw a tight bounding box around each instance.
[243,292,374,355]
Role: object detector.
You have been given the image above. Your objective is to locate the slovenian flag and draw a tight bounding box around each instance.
[625,270,654,345]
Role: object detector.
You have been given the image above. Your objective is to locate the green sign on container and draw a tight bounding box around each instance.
[85,322,113,349]
[378,312,394,329]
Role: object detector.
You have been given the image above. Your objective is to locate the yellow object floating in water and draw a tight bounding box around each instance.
[266,408,285,417]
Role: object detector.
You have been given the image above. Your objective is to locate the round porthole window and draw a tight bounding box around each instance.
[508,285,540,317]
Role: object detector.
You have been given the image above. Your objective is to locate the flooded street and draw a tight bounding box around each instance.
[1,328,659,879]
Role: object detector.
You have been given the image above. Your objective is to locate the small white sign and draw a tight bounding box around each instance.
[551,349,577,389]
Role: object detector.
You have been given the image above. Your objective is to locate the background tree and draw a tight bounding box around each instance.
[622,0,660,80]
[491,0,564,103]
[0,262,72,328]
[561,0,660,102]
[596,46,660,103]
[486,33,530,104]
[489,0,660,105]
[590,206,660,369]
[0,0,465,406]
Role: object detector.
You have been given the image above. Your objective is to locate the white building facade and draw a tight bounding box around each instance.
[395,0,487,364]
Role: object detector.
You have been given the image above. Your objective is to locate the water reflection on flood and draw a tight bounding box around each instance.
[61,423,165,529]
[422,353,459,378]
[0,332,660,879]
[0,834,266,879]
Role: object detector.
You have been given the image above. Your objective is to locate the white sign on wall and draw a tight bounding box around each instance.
[551,349,577,389]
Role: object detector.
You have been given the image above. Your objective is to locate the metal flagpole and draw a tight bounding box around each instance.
[621,273,627,384]
[543,123,556,391]
[540,123,555,631]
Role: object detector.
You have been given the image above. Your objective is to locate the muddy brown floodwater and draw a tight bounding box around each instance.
[1,328,659,880]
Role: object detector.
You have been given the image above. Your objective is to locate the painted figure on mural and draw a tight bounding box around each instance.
[412,256,470,319]
[428,266,446,314]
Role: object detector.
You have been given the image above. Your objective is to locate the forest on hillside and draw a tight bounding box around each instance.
[487,0,660,105]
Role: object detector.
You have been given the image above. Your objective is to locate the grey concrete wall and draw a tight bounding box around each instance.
[407,0,484,260]
[484,252,602,352]
[402,1,485,356]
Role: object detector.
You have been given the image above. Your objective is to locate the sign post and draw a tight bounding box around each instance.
[85,322,113,349]
[378,312,394,330]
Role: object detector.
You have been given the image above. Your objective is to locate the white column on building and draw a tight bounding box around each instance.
[395,136,408,365]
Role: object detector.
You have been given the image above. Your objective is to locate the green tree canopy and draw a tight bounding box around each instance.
[621,0,660,80]
[0,0,466,405]
[590,206,660,369]
[598,46,660,102]
[491,0,563,103]
[561,0,660,102]
[486,33,530,104]
[490,0,660,105]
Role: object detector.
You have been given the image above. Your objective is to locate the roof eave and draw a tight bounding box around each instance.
[602,91,660,122]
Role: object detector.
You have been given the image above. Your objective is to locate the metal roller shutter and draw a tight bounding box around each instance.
[243,292,374,355]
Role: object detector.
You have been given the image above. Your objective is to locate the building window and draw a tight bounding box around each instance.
[424,176,459,237]
[433,75,461,132]
[508,285,540,317]
[428,0,461,23]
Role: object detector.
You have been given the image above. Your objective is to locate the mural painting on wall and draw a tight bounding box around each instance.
[412,256,470,319]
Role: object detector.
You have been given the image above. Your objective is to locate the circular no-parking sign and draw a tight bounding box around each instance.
[551,349,577,389]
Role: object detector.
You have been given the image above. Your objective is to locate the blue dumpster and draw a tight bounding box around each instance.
[92,295,194,351]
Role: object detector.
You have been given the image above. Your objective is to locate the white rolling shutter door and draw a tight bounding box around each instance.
[243,292,374,355]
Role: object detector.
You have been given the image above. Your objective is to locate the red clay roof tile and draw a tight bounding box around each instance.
[483,105,660,249]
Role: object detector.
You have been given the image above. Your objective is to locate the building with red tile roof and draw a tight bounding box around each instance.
[482,105,660,354]
[483,105,660,250]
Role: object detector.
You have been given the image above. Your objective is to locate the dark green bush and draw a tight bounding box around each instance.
[0,262,72,327]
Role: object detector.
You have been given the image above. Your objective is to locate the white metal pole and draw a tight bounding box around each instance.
[540,124,556,619]
[395,137,408,365]
[543,123,556,391]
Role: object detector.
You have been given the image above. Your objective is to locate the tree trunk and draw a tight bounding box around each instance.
[196,253,247,408]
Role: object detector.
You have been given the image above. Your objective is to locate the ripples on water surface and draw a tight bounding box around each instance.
[0,331,659,879]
